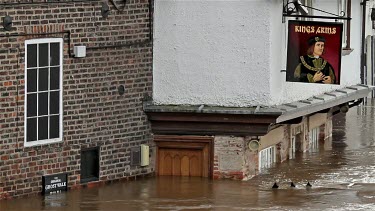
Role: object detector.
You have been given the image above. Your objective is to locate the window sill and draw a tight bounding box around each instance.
[80,177,99,184]
[24,139,63,147]
[342,48,354,56]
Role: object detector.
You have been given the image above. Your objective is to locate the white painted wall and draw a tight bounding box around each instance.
[153,0,363,107]
[153,0,273,106]
[269,1,285,105]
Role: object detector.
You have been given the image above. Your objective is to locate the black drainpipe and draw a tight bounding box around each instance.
[360,0,368,84]
[345,0,352,49]
[0,31,74,58]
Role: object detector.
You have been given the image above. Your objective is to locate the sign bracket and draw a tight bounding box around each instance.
[283,0,351,21]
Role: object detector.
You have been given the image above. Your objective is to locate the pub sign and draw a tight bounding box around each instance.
[286,20,343,85]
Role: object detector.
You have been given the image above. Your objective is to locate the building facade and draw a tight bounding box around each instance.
[146,0,373,179]
[0,0,154,199]
[1,0,375,200]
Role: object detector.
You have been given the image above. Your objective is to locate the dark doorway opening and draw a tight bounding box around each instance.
[81,147,100,183]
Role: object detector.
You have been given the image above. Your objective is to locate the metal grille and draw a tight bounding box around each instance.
[130,146,141,166]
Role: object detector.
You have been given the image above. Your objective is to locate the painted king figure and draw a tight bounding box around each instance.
[294,36,336,84]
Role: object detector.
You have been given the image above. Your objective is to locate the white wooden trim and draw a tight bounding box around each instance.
[338,0,347,47]
[259,146,276,172]
[309,127,319,152]
[289,136,296,159]
[24,38,64,147]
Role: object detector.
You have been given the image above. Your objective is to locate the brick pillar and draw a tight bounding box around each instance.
[214,136,245,180]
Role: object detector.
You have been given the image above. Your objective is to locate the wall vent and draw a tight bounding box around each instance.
[130,146,141,166]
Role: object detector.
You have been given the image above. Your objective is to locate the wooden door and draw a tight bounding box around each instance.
[158,148,203,176]
[155,135,213,178]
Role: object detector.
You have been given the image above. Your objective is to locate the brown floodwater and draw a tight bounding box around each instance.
[1,100,375,211]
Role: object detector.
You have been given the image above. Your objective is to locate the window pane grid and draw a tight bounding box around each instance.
[25,39,62,145]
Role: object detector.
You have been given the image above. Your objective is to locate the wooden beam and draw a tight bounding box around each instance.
[150,121,270,136]
[147,112,277,124]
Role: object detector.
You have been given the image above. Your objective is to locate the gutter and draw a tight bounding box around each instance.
[275,85,373,123]
[144,84,374,125]
[144,85,373,136]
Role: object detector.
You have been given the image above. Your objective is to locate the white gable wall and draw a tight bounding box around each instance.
[153,0,273,106]
[269,1,285,105]
[153,0,362,107]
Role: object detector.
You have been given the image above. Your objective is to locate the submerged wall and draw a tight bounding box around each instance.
[212,113,333,180]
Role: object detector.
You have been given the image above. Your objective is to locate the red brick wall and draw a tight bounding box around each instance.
[213,136,245,180]
[0,0,153,199]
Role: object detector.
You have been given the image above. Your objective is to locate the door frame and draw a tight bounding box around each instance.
[154,135,214,178]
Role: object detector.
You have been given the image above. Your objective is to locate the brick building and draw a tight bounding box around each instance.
[0,0,154,199]
[2,0,375,201]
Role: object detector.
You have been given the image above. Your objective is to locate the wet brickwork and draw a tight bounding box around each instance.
[0,0,153,199]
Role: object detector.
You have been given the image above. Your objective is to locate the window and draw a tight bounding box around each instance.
[309,127,320,152]
[289,136,296,159]
[24,38,63,147]
[259,146,276,172]
[339,0,348,48]
[300,0,313,21]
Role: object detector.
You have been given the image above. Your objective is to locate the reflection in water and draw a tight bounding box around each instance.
[1,101,375,211]
[332,112,348,149]
[42,193,68,209]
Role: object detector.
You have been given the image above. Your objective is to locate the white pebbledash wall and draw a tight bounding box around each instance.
[153,0,362,107]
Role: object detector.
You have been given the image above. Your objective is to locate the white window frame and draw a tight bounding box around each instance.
[259,146,276,172]
[339,0,348,48]
[302,0,313,20]
[289,0,313,21]
[289,136,296,159]
[24,38,63,147]
[309,127,319,152]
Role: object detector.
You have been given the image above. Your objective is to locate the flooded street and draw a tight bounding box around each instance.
[1,101,375,211]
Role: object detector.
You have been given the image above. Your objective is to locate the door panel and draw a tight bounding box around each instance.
[189,156,202,176]
[160,152,172,175]
[181,155,190,176]
[158,148,203,177]
[155,136,213,178]
[172,155,181,176]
